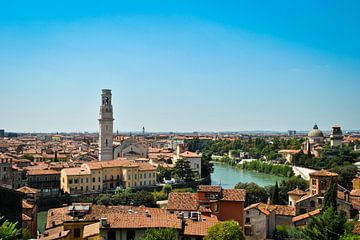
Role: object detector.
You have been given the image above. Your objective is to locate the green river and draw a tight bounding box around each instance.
[211,162,286,189]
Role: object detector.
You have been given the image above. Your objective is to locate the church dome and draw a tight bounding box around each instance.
[308,124,324,138]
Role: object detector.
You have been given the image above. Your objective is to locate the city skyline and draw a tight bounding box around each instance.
[1,1,360,132]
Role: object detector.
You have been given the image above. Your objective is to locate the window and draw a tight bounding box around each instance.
[126,231,135,240]
[86,178,89,183]
[128,175,131,180]
[81,178,83,183]
[108,230,116,240]
[106,139,108,147]
[74,179,78,184]
[140,181,142,186]
[98,177,101,182]
[312,179,316,186]
[92,186,95,190]
[73,228,81,238]
[245,217,251,224]
[140,174,142,179]
[81,186,83,191]
[310,200,316,208]
[92,177,95,183]
[98,185,101,190]
[214,203,220,213]
[69,179,73,184]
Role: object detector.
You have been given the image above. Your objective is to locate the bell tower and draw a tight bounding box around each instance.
[99,89,114,161]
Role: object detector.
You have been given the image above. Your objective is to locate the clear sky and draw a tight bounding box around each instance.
[0,1,359,133]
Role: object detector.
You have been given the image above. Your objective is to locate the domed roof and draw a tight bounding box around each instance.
[308,124,324,138]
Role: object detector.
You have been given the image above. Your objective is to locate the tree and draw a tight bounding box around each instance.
[0,217,22,240]
[323,182,338,211]
[271,181,280,204]
[235,182,268,206]
[162,184,172,195]
[277,176,308,205]
[201,153,214,179]
[142,228,177,240]
[205,220,245,240]
[303,207,346,240]
[21,154,34,161]
[172,158,194,182]
[332,165,358,190]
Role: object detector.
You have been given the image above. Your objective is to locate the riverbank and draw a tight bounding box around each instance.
[211,162,286,189]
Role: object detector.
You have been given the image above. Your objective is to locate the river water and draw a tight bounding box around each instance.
[211,162,286,189]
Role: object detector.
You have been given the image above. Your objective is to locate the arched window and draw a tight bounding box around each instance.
[106,139,108,146]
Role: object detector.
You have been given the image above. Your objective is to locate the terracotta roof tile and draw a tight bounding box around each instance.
[167,193,199,211]
[198,185,222,193]
[309,169,338,177]
[351,189,360,197]
[83,222,100,238]
[292,208,321,223]
[222,189,245,202]
[184,215,218,236]
[288,188,307,196]
[179,151,201,158]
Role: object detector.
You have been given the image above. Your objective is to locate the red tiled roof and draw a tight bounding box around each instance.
[309,169,338,177]
[167,192,199,211]
[292,208,321,223]
[179,151,201,158]
[288,188,307,196]
[198,185,222,193]
[184,215,218,237]
[222,189,245,202]
[27,169,60,176]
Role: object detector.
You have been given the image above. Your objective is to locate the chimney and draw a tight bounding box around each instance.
[100,218,108,227]
[266,197,271,210]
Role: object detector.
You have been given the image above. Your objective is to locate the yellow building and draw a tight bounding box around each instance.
[61,159,157,194]
[353,177,360,190]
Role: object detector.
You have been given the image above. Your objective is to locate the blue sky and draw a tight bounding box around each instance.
[0,1,359,132]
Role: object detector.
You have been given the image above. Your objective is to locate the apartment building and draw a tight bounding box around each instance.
[61,159,157,195]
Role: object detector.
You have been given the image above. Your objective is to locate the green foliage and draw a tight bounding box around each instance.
[332,165,358,190]
[271,181,280,204]
[234,182,269,206]
[277,176,309,205]
[303,207,346,240]
[242,160,294,177]
[201,153,214,178]
[152,191,168,202]
[162,184,172,195]
[157,166,172,182]
[0,217,22,240]
[295,145,360,190]
[21,228,33,240]
[273,225,304,240]
[205,220,245,240]
[172,188,194,193]
[235,176,308,206]
[21,153,34,161]
[96,190,156,207]
[172,158,194,182]
[323,182,338,212]
[142,228,177,240]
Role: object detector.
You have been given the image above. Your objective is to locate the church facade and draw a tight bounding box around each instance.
[98,89,148,161]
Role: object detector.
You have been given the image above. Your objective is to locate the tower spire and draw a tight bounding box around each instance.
[98,89,114,161]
